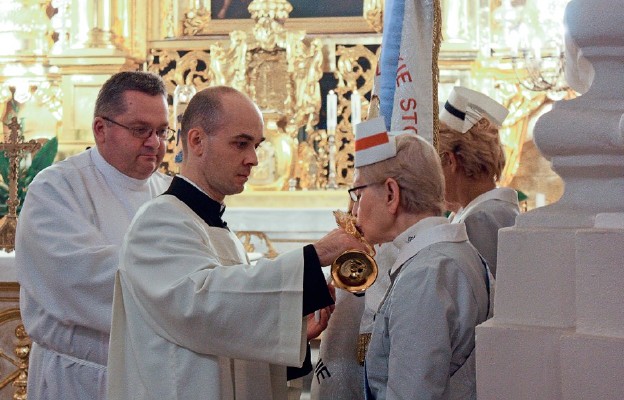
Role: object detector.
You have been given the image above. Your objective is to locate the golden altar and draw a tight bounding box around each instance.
[1,0,567,202]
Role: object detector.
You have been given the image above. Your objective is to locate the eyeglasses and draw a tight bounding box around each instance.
[348,184,374,202]
[102,116,174,140]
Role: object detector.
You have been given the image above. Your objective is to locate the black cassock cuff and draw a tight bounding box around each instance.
[286,344,312,381]
[287,246,333,381]
[302,244,334,316]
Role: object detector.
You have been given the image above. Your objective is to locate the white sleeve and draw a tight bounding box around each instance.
[119,199,307,366]
[16,172,121,334]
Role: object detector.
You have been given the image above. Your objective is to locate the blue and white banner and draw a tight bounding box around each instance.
[377,0,439,145]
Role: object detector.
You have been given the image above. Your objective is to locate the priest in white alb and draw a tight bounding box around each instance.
[106,86,366,399]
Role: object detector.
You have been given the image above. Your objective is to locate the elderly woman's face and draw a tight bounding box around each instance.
[351,170,388,245]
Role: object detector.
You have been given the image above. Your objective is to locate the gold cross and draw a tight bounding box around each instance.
[0,117,42,252]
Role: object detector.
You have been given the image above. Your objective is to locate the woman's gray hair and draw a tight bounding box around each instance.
[358,134,445,216]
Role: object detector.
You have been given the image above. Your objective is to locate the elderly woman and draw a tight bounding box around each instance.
[438,86,520,277]
[350,118,492,400]
[310,240,396,400]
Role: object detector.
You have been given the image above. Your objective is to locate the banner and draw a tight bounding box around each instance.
[376,0,441,146]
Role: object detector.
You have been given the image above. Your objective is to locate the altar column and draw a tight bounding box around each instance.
[476,0,624,398]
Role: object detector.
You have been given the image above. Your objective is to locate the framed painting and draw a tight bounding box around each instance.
[184,0,383,35]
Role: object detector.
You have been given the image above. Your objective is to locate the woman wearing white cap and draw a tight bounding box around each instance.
[439,86,520,278]
[349,117,492,399]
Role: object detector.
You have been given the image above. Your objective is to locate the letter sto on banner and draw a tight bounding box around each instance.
[371,0,441,148]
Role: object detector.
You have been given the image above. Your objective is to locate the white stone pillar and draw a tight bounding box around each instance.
[476,0,624,398]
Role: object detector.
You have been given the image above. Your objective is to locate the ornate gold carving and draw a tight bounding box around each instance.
[304,44,379,188]
[0,284,29,399]
[162,0,179,38]
[151,0,323,188]
[0,118,42,252]
[183,7,212,36]
[291,38,323,135]
[148,49,212,93]
[333,44,377,186]
[248,0,293,50]
[294,140,322,190]
[209,31,248,91]
[0,305,30,400]
[364,0,384,32]
[235,231,279,258]
[248,112,296,190]
[173,0,384,36]
[2,325,29,399]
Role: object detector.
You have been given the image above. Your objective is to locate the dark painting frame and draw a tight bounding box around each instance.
[197,0,381,35]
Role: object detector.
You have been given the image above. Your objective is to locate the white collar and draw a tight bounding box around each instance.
[91,146,149,190]
[390,217,468,274]
[452,187,518,223]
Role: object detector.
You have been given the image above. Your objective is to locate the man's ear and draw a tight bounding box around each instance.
[385,178,401,215]
[92,117,106,143]
[187,129,204,156]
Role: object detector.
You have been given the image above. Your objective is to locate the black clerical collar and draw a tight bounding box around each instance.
[163,176,228,229]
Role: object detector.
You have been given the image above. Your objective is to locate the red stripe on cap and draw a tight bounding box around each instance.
[355,132,389,151]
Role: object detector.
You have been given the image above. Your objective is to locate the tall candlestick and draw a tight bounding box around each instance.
[351,89,361,129]
[326,90,338,189]
[327,131,338,190]
[327,90,337,130]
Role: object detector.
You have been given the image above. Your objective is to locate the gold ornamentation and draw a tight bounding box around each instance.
[235,230,279,259]
[432,0,442,150]
[0,117,42,252]
[152,0,324,187]
[333,210,374,254]
[175,0,384,35]
[331,210,378,293]
[162,0,178,38]
[306,44,379,187]
[294,140,321,190]
[148,48,212,171]
[248,0,293,50]
[364,0,384,32]
[183,7,212,36]
[248,112,296,190]
[0,305,31,400]
[209,31,248,91]
[357,332,372,365]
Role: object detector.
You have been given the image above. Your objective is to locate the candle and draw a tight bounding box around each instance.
[535,193,546,208]
[532,38,542,62]
[508,30,519,57]
[351,89,361,128]
[326,90,338,189]
[327,90,337,130]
